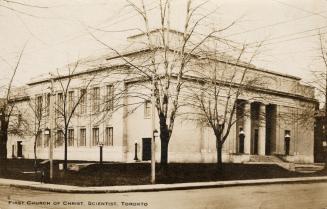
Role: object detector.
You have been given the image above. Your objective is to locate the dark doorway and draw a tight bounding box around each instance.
[285,138,290,155]
[17,141,23,158]
[142,138,151,161]
[253,129,259,154]
[285,130,291,155]
[239,129,245,153]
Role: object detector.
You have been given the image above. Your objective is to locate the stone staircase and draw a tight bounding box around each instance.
[248,155,324,173]
[248,155,295,171]
[293,164,325,173]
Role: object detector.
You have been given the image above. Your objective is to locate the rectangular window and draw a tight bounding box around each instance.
[92,127,99,146]
[106,85,114,111]
[105,127,113,146]
[57,92,63,115]
[44,132,49,147]
[68,91,74,113]
[68,129,74,146]
[144,100,151,118]
[92,87,100,113]
[36,131,42,147]
[56,130,63,147]
[80,89,87,114]
[79,128,86,146]
[36,95,43,117]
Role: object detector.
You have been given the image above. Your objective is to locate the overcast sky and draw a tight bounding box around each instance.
[0,0,326,88]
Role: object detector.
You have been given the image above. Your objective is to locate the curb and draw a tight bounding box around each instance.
[1,176,327,193]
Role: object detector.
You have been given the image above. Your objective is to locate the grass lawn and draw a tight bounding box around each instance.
[0,159,326,186]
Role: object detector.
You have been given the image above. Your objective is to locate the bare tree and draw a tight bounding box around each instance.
[0,47,25,173]
[53,61,95,171]
[183,40,263,169]
[312,32,327,111]
[319,32,327,144]
[27,95,49,171]
[90,0,236,165]
[0,0,47,18]
[309,31,327,164]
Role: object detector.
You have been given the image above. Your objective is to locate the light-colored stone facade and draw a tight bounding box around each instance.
[7,31,317,164]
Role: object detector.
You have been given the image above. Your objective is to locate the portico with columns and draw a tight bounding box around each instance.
[225,95,315,164]
[234,100,277,157]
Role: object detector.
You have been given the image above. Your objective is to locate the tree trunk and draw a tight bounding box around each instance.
[64,130,68,171]
[0,120,8,174]
[159,114,170,165]
[160,137,169,165]
[216,138,223,170]
[33,137,37,173]
[0,140,7,174]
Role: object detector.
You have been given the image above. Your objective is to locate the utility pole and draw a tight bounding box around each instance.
[151,75,156,184]
[49,74,55,181]
[322,39,327,165]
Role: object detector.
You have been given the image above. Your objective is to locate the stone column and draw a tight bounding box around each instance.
[243,102,251,154]
[258,103,266,155]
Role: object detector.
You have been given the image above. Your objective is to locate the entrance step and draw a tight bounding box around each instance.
[247,155,325,173]
[249,155,285,163]
[248,155,294,171]
[294,164,324,173]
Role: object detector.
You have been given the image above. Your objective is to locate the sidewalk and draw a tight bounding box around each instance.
[0,176,327,193]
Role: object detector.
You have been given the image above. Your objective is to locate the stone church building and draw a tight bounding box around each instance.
[7,30,317,164]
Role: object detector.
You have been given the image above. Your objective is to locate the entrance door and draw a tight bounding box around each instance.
[142,138,151,161]
[285,139,290,155]
[239,134,245,153]
[17,141,23,158]
[253,129,259,154]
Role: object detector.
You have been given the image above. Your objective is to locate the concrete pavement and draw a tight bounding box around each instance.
[0,176,327,193]
[2,181,327,209]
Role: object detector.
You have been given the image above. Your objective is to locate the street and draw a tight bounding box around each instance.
[0,182,326,209]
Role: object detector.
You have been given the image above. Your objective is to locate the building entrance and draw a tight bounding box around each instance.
[17,141,23,158]
[239,133,245,153]
[285,138,290,155]
[142,138,151,161]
